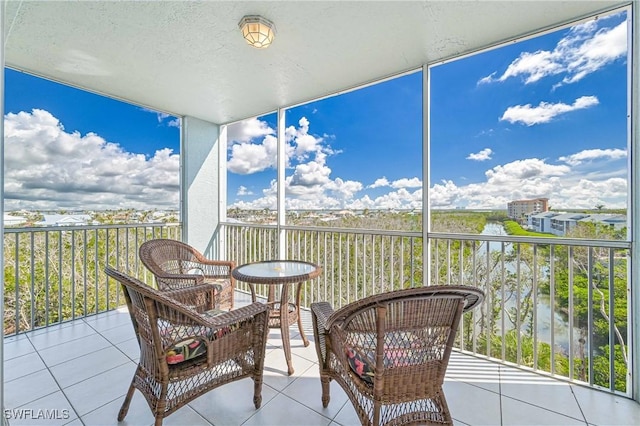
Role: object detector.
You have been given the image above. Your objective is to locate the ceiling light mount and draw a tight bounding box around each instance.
[238,15,276,49]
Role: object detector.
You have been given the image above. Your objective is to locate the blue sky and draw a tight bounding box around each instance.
[4,9,628,212]
[225,9,628,211]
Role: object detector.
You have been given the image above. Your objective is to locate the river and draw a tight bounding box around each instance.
[479,222,582,354]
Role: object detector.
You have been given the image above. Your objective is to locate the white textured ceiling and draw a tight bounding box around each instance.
[4,1,628,125]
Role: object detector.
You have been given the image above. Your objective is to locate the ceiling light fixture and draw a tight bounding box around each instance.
[238,15,276,49]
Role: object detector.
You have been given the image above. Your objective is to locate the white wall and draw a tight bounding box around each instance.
[181,116,221,257]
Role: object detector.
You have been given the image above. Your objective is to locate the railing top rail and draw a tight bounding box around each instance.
[221,222,630,249]
[221,221,422,238]
[428,231,630,249]
[4,222,182,234]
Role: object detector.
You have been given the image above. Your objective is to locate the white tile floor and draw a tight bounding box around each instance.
[4,292,640,426]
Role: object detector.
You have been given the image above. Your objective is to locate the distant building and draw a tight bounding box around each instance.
[38,214,92,227]
[549,213,590,236]
[528,211,560,233]
[507,198,549,220]
[3,214,27,227]
[527,212,627,236]
[578,214,627,230]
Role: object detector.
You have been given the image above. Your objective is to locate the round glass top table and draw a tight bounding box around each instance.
[232,260,322,375]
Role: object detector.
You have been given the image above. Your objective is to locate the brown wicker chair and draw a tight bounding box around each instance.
[139,238,236,311]
[311,285,484,426]
[105,266,269,426]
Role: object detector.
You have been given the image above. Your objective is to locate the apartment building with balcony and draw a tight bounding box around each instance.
[507,198,549,221]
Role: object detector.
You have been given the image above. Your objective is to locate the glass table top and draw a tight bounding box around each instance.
[234,260,318,279]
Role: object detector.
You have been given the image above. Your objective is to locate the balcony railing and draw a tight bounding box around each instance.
[3,221,631,398]
[3,223,181,335]
[223,222,632,397]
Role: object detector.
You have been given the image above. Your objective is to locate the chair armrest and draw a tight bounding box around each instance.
[311,302,334,334]
[192,260,235,278]
[311,302,335,365]
[199,302,268,329]
[164,283,218,313]
[155,273,204,290]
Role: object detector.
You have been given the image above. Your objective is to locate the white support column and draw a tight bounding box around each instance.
[630,2,639,403]
[1,0,6,420]
[422,64,431,287]
[277,108,286,258]
[218,124,228,259]
[181,116,222,257]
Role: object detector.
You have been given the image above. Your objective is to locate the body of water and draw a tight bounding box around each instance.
[479,221,583,354]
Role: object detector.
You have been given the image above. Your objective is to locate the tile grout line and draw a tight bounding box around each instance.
[19,328,84,423]
[569,385,590,425]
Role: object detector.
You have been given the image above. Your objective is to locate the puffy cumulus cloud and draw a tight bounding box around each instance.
[227,117,274,143]
[289,161,332,187]
[286,117,330,161]
[485,158,569,184]
[478,18,626,86]
[227,116,332,175]
[429,153,626,210]
[390,177,422,189]
[368,177,390,188]
[500,96,598,126]
[559,148,627,166]
[4,109,179,211]
[467,148,493,161]
[367,177,421,189]
[553,177,627,209]
[227,134,278,174]
[325,178,363,200]
[231,140,627,211]
[237,185,253,196]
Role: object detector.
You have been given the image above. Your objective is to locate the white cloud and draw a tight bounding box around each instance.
[390,177,422,189]
[325,178,363,200]
[227,135,278,174]
[467,148,493,161]
[227,117,275,143]
[559,148,627,166]
[368,177,390,188]
[479,18,626,87]
[228,116,332,176]
[426,152,626,210]
[289,161,332,187]
[500,96,598,126]
[4,109,180,211]
[237,185,253,196]
[485,158,569,184]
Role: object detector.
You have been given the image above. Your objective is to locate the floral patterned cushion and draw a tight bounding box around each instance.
[166,338,206,364]
[345,334,420,384]
[161,308,236,364]
[346,348,375,384]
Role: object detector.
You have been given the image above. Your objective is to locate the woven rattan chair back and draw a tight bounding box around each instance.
[139,238,235,310]
[311,285,484,426]
[105,266,269,426]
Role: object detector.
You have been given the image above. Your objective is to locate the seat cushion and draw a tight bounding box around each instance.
[346,348,375,384]
[160,309,235,364]
[345,334,421,385]
[166,338,206,364]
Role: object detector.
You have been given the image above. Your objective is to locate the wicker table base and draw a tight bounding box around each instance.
[232,260,322,375]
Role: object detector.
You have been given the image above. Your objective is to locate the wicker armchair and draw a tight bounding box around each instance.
[105,266,269,426]
[139,239,236,311]
[311,285,484,426]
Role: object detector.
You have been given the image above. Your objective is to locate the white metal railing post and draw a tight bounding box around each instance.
[629,1,639,403]
[423,63,431,287]
[277,108,286,258]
